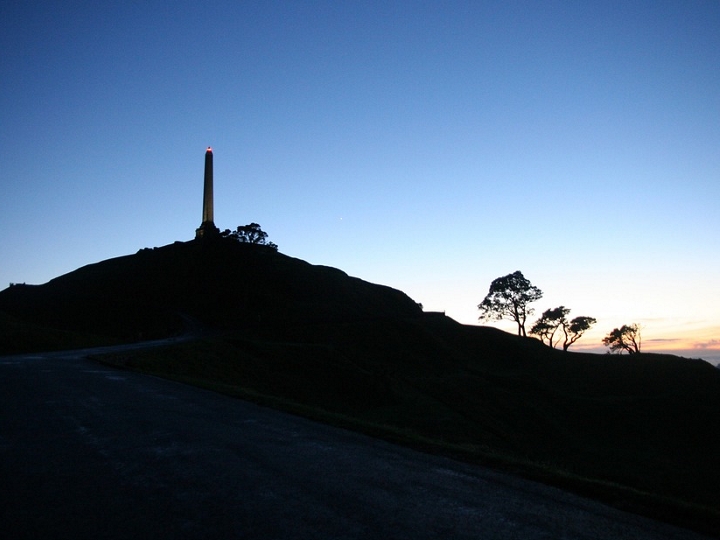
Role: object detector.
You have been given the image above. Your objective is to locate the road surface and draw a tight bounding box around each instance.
[0,347,712,539]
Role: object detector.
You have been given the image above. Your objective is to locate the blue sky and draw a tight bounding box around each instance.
[1,1,718,362]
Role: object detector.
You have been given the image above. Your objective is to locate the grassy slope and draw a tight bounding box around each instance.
[96,316,720,536]
[0,310,117,354]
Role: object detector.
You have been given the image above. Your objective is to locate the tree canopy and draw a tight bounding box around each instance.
[530,307,596,351]
[224,223,278,250]
[530,306,570,348]
[478,271,543,337]
[602,323,642,354]
[562,316,597,351]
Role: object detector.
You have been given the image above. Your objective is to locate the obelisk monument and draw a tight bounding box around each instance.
[195,147,220,239]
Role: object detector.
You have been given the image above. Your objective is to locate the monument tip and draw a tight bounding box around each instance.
[206,146,212,153]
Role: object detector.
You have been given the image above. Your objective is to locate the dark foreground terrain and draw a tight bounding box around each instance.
[0,349,712,540]
[1,238,719,535]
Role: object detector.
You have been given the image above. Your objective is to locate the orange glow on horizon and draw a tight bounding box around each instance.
[481,318,719,361]
[568,325,720,359]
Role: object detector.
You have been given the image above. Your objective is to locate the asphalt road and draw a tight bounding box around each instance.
[0,348,712,540]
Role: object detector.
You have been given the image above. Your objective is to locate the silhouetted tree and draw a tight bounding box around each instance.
[562,316,597,351]
[530,307,597,351]
[602,323,641,354]
[478,271,543,337]
[225,223,278,250]
[530,306,570,348]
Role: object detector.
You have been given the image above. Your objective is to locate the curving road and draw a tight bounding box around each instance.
[0,348,711,540]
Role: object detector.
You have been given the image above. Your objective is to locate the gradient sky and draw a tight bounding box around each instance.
[2,1,718,363]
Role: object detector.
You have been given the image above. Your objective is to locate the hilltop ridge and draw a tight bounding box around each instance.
[0,238,422,349]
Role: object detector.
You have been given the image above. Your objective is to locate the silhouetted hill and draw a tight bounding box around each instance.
[1,238,719,535]
[0,238,422,349]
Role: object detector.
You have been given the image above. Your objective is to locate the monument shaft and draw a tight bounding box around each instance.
[202,147,214,224]
[195,146,219,239]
